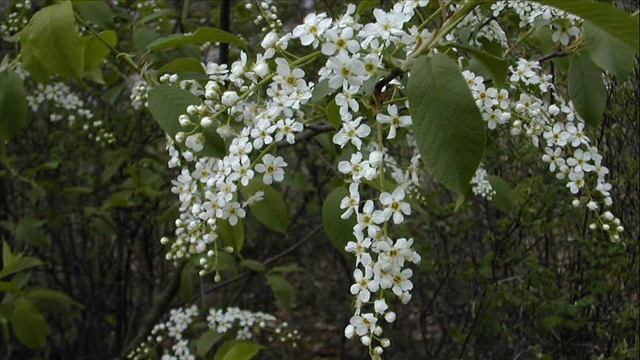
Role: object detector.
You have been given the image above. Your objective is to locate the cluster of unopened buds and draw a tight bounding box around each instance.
[127,305,298,360]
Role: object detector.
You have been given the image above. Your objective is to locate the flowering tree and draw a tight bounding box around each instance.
[0,0,638,359]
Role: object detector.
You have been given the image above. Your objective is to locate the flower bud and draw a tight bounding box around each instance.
[384,311,396,323]
[169,74,178,83]
[200,116,213,128]
[179,114,192,127]
[214,273,222,282]
[175,131,186,143]
[221,91,240,106]
[224,246,234,253]
[374,347,383,355]
[186,105,197,115]
[160,236,169,244]
[380,338,391,347]
[602,224,610,231]
[361,335,371,346]
[344,325,354,339]
[374,326,383,336]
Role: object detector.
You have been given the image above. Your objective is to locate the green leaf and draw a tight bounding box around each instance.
[488,176,520,213]
[326,98,342,129]
[310,79,333,103]
[179,263,195,302]
[242,178,289,233]
[25,288,83,309]
[14,218,50,250]
[73,0,114,29]
[0,281,19,292]
[0,70,28,142]
[0,252,42,280]
[132,27,159,54]
[322,186,356,252]
[218,219,245,253]
[535,0,640,50]
[240,259,265,272]
[147,85,201,138]
[136,9,178,26]
[198,127,227,158]
[408,54,486,195]
[82,30,118,74]
[159,57,205,75]
[20,1,85,79]
[19,39,51,83]
[445,43,509,87]
[584,21,636,80]
[148,27,247,51]
[267,274,295,310]
[214,340,262,360]
[568,53,606,127]
[10,298,49,349]
[196,330,223,357]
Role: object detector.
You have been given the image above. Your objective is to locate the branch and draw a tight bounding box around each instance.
[120,263,185,357]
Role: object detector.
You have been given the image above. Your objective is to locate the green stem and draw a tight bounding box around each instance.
[402,0,484,71]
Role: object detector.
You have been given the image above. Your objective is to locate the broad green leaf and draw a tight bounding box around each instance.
[488,176,520,213]
[218,219,245,253]
[584,21,636,80]
[0,254,42,280]
[322,186,357,252]
[2,242,13,267]
[214,340,262,360]
[242,178,289,233]
[239,259,265,272]
[147,85,201,138]
[179,263,195,302]
[25,288,83,309]
[444,43,509,87]
[73,0,114,28]
[568,53,606,127]
[137,9,178,26]
[14,218,50,250]
[21,1,85,79]
[196,330,223,357]
[408,54,486,195]
[326,99,342,129]
[82,30,118,74]
[267,274,295,310]
[0,71,28,142]
[535,0,639,50]
[10,298,49,349]
[132,27,160,54]
[0,281,19,292]
[159,57,205,75]
[148,27,247,51]
[198,127,227,158]
[310,79,333,103]
[19,39,51,82]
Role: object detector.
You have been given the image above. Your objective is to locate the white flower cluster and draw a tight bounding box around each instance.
[128,305,199,360]
[492,0,581,46]
[127,305,298,360]
[25,80,115,145]
[0,0,31,37]
[207,307,299,342]
[289,2,432,357]
[157,29,313,275]
[130,78,149,110]
[462,59,623,241]
[470,165,495,200]
[244,0,282,32]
